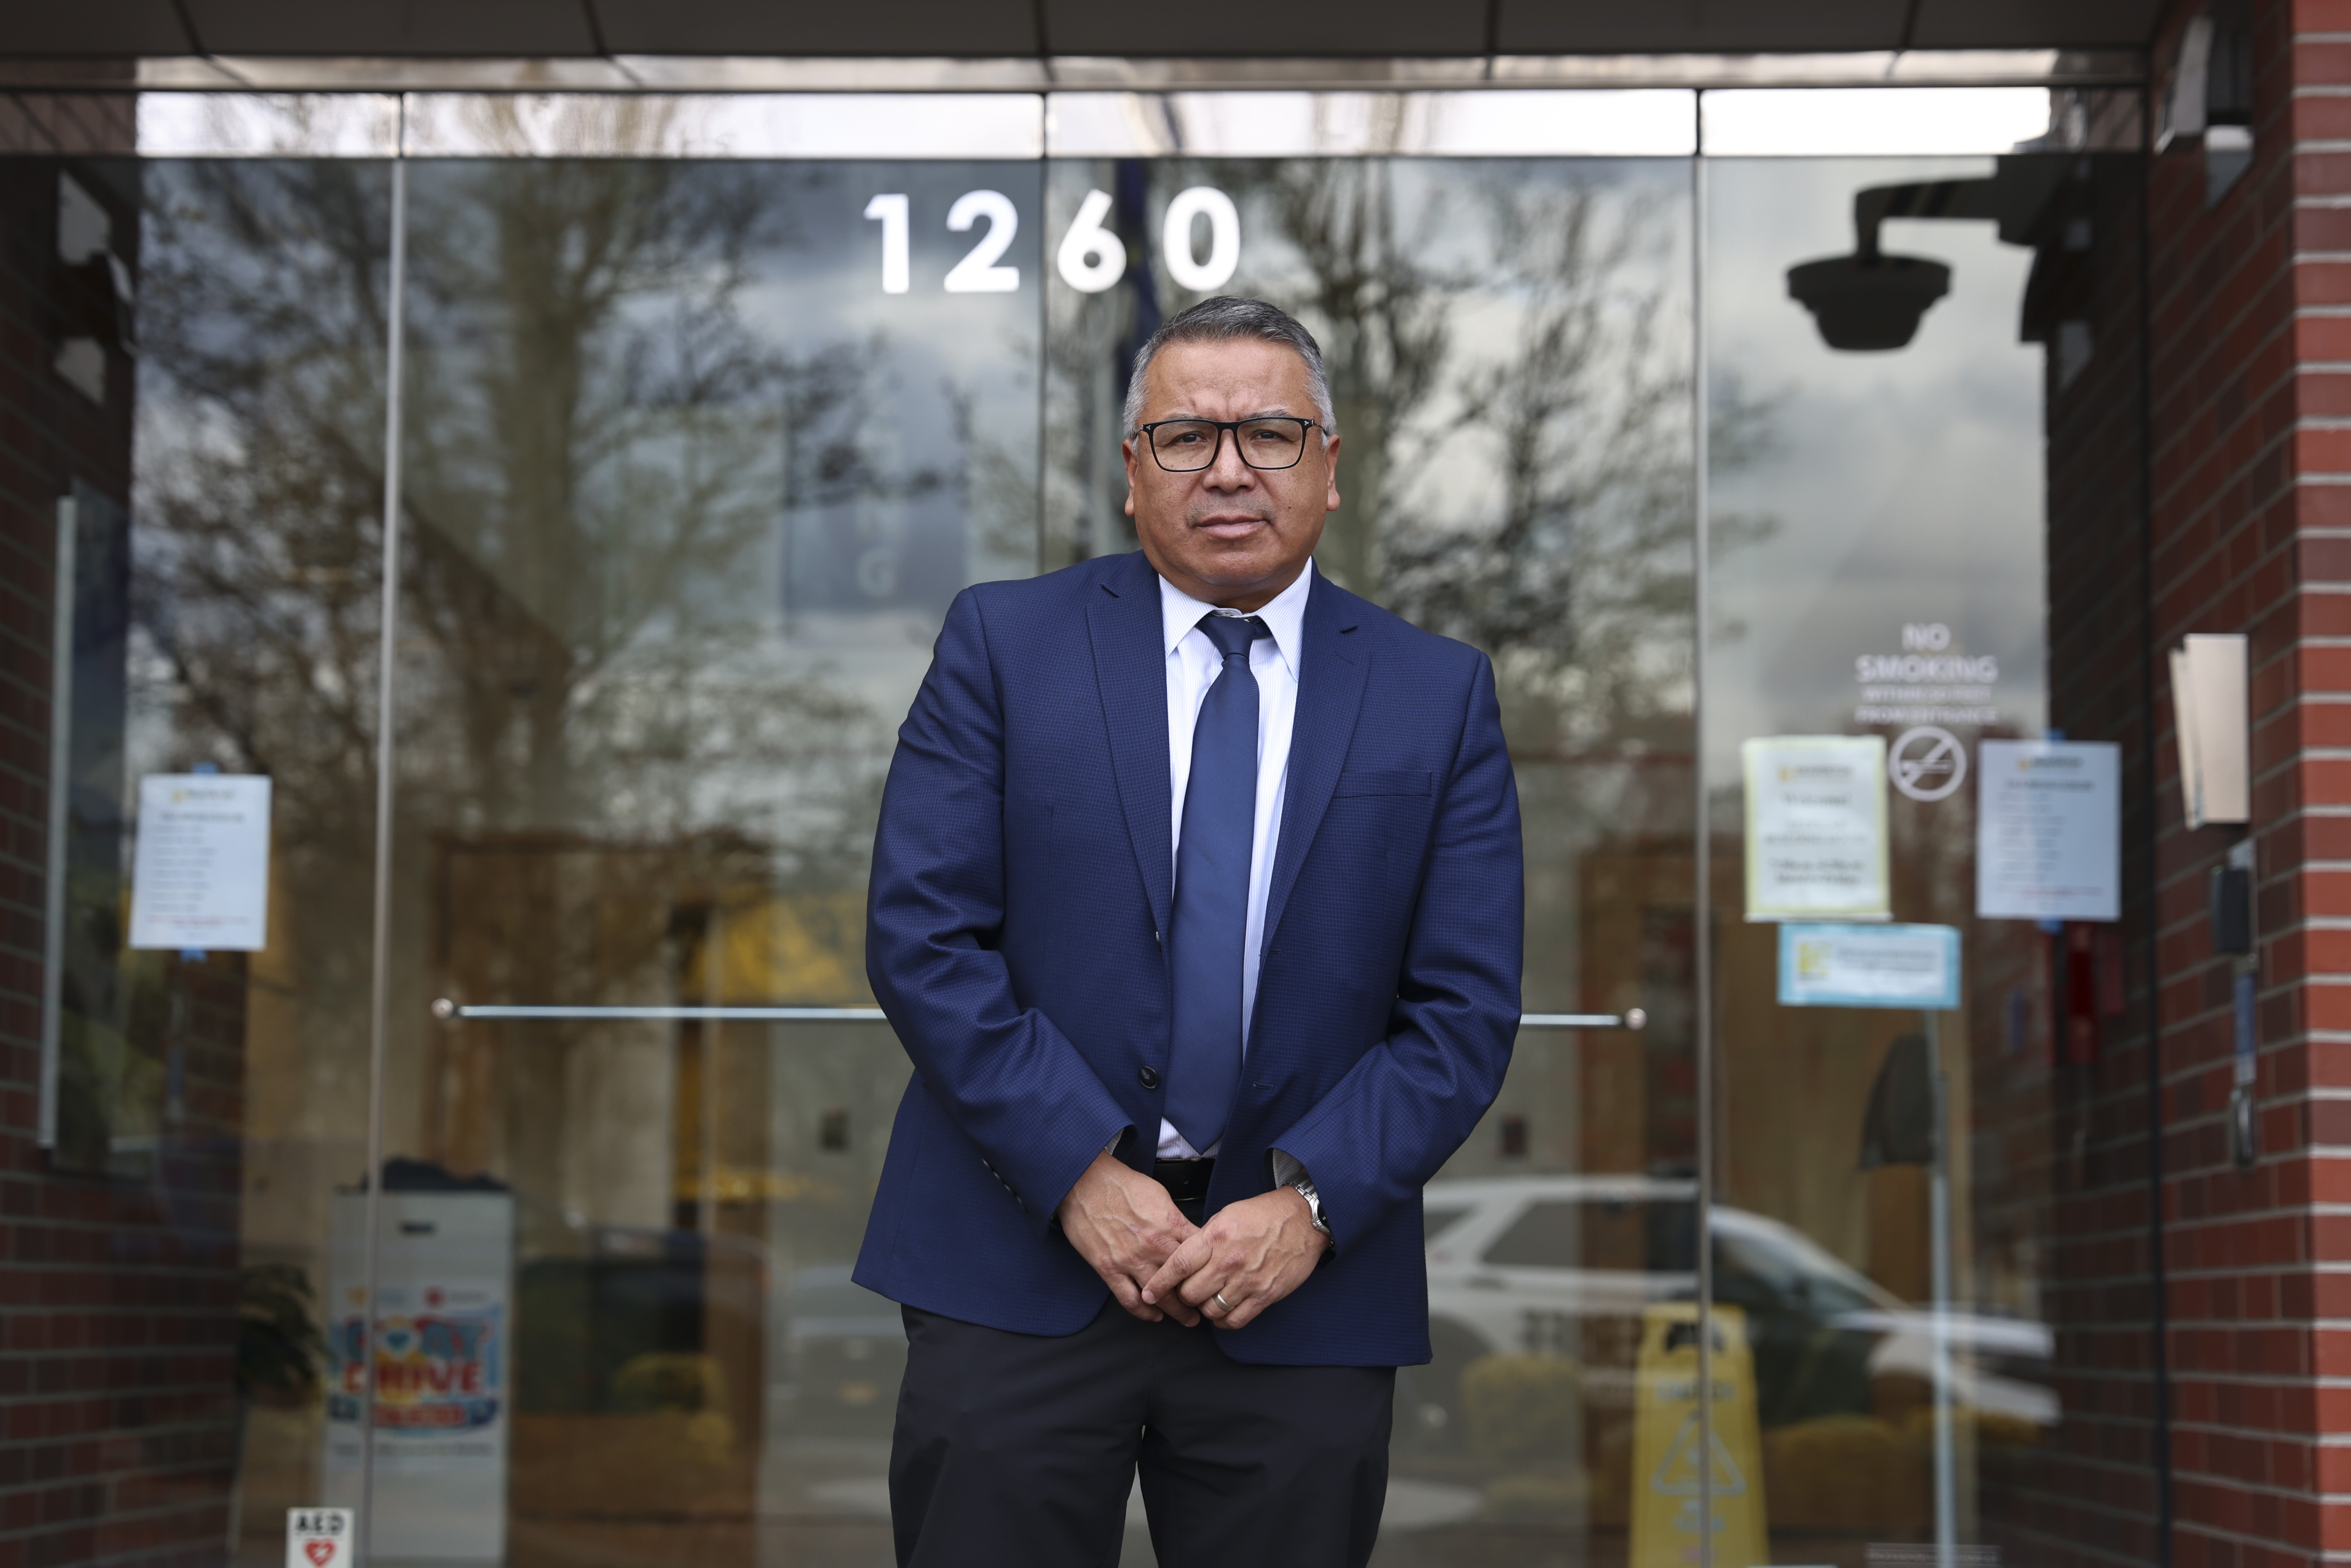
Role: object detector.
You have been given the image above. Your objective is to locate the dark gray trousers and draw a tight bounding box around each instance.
[891,1300,1393,1568]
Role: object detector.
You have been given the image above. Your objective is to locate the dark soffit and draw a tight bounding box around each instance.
[185,0,600,57]
[1495,0,1913,56]
[3,1,192,55]
[0,0,2166,58]
[1909,0,2165,48]
[1039,0,1487,58]
[594,0,1041,57]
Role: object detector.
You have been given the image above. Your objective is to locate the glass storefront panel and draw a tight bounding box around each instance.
[14,87,2149,1568]
[1705,150,2146,1566]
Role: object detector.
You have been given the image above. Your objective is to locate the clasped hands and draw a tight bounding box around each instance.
[1055,1150,1328,1328]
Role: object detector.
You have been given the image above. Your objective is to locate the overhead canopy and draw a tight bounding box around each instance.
[6,0,2162,62]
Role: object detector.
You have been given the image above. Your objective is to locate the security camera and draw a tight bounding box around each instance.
[1786,253,1952,352]
[1785,176,2007,353]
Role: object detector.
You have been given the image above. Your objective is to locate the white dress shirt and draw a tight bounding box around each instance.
[1155,563,1313,1166]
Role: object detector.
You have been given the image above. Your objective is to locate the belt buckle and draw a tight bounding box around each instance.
[1152,1157,1216,1205]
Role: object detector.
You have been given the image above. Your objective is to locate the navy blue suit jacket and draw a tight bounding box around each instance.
[852,549,1524,1367]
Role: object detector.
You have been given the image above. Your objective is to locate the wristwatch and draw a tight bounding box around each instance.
[1288,1174,1330,1237]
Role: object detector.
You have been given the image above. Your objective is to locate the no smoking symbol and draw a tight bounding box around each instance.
[1889,725,1967,802]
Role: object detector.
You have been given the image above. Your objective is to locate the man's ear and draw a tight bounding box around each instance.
[1122,438,1139,517]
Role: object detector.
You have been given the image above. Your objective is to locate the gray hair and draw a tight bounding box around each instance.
[1122,295,1338,441]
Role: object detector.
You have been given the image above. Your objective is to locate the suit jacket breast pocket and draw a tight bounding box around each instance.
[1333,766,1434,798]
[1332,769,1435,906]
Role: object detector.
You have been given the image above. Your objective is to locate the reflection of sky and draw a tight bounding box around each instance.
[1705,158,2048,787]
[659,161,1043,624]
[407,161,1043,752]
[734,162,1043,388]
[666,164,1040,816]
[1049,156,1694,585]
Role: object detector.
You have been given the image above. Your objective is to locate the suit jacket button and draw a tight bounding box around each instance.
[1138,1066,1161,1090]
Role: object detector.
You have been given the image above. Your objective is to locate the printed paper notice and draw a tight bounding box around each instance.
[1977,739,2121,921]
[1743,736,1889,922]
[128,774,272,950]
[1779,923,1961,1010]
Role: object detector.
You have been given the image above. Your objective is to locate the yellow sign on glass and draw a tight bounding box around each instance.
[1629,1302,1768,1568]
[1741,734,1891,922]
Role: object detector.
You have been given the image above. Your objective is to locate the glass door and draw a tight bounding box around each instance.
[1703,140,2146,1567]
[1044,145,1699,1562]
[377,154,1041,1566]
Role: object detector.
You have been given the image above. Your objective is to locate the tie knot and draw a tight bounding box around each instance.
[1197,612,1267,662]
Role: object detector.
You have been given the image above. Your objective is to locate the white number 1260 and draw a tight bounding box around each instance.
[864,187,1240,296]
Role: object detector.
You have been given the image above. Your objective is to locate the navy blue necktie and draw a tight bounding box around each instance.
[1164,611,1268,1152]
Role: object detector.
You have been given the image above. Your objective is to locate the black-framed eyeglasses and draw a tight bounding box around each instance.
[1136,416,1323,473]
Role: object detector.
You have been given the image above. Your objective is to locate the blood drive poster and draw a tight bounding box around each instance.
[322,1190,512,1562]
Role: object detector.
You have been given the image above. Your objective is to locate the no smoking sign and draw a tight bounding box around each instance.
[288,1509,353,1568]
[1888,725,1967,802]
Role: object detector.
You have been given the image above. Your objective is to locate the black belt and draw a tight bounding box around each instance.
[1152,1157,1215,1207]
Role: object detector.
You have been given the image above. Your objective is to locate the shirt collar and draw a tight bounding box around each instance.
[1157,559,1313,681]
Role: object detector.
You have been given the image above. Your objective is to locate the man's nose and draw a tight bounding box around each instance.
[1202,428,1257,489]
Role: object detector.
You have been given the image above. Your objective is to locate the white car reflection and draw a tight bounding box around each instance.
[1412,1176,2056,1443]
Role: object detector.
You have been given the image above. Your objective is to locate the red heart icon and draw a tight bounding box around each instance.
[305,1540,335,1565]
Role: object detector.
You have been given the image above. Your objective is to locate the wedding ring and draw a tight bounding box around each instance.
[1213,1292,1234,1313]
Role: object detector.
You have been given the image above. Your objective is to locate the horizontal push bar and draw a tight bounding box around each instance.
[431,1001,1648,1029]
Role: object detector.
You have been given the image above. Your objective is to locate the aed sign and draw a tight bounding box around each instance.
[287,1508,353,1568]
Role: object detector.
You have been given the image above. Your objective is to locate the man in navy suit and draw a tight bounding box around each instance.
[855,296,1523,1567]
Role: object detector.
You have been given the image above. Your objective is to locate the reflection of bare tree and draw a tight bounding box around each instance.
[1039,226,1141,571]
[134,161,400,1192]
[1149,161,1769,750]
[132,159,950,1232]
[138,159,906,933]
[137,162,394,827]
[398,161,897,878]
[1244,161,1453,601]
[946,379,1044,575]
[1384,178,1692,746]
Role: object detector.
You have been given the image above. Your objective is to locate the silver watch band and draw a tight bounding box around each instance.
[1289,1175,1330,1235]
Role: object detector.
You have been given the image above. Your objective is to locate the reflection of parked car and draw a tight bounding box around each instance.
[778,1265,906,1434]
[1407,1176,2055,1446]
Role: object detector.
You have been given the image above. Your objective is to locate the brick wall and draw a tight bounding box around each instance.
[2145,1,2351,1564]
[1979,148,2169,1568]
[0,105,244,1568]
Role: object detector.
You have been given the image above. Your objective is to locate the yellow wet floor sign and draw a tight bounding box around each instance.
[1629,1302,1768,1568]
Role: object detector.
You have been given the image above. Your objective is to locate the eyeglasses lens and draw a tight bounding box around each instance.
[1150,419,1307,471]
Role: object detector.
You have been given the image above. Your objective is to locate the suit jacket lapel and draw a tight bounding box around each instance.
[1259,573,1368,961]
[1087,553,1174,938]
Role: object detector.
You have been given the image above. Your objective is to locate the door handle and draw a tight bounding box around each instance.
[1466,1274,1508,1291]
[430,1001,1648,1030]
[1520,1009,1647,1030]
[431,1000,889,1022]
